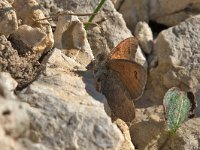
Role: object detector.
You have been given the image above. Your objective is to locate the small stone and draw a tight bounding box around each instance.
[135,21,153,54]
[0,72,17,98]
[0,0,18,36]
[9,25,47,54]
[114,119,135,150]
[13,0,54,54]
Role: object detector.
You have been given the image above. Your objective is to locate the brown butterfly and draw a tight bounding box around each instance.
[94,37,147,122]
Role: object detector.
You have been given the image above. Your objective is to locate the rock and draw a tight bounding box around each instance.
[130,106,165,150]
[9,25,47,54]
[0,0,18,36]
[54,11,92,54]
[134,21,153,54]
[130,106,200,150]
[0,72,17,98]
[116,0,149,32]
[0,35,41,89]
[0,126,25,150]
[13,0,54,54]
[0,98,30,139]
[114,119,135,150]
[18,48,124,150]
[54,11,93,66]
[115,0,200,30]
[39,0,147,66]
[149,0,200,26]
[140,15,200,115]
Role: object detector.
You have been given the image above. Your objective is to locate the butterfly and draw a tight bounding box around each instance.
[93,37,147,122]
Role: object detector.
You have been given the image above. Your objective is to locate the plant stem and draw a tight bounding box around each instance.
[158,132,174,150]
[85,0,107,30]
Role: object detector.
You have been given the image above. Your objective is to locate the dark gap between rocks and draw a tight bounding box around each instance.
[149,20,168,37]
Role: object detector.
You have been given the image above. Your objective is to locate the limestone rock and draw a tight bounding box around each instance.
[134,21,153,54]
[9,25,47,54]
[116,0,149,32]
[13,0,54,54]
[149,0,200,26]
[18,48,124,150]
[0,0,18,36]
[0,126,25,150]
[115,0,200,30]
[0,98,30,139]
[0,72,17,98]
[54,12,92,53]
[114,119,135,150]
[54,11,93,66]
[141,15,200,116]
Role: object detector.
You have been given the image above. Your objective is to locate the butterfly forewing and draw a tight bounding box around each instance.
[108,59,147,100]
[110,37,138,61]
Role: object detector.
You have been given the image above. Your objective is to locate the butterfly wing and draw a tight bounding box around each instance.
[108,59,147,100]
[101,70,136,122]
[110,37,138,60]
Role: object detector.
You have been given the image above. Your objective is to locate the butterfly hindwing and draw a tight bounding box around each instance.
[108,59,147,100]
[101,71,136,122]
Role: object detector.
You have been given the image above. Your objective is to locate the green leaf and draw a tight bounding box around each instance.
[163,87,192,134]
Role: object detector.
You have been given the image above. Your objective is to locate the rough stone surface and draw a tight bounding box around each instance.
[13,0,54,54]
[0,0,18,36]
[140,15,200,116]
[130,106,200,150]
[114,119,135,150]
[149,0,200,26]
[114,0,200,31]
[18,48,124,150]
[0,72,17,98]
[38,0,147,66]
[0,35,41,89]
[116,0,149,32]
[54,11,93,66]
[134,21,153,54]
[54,12,92,55]
[9,25,47,54]
[0,72,39,150]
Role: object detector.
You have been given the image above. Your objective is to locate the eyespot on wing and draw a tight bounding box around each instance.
[110,37,138,60]
[108,59,147,100]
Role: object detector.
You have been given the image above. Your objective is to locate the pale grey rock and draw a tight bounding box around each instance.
[0,126,25,150]
[116,0,149,32]
[0,0,18,36]
[54,11,94,66]
[134,21,153,54]
[0,72,14,99]
[18,48,124,150]
[115,0,200,29]
[141,15,200,115]
[0,98,30,139]
[149,0,200,26]
[0,72,17,94]
[54,11,92,55]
